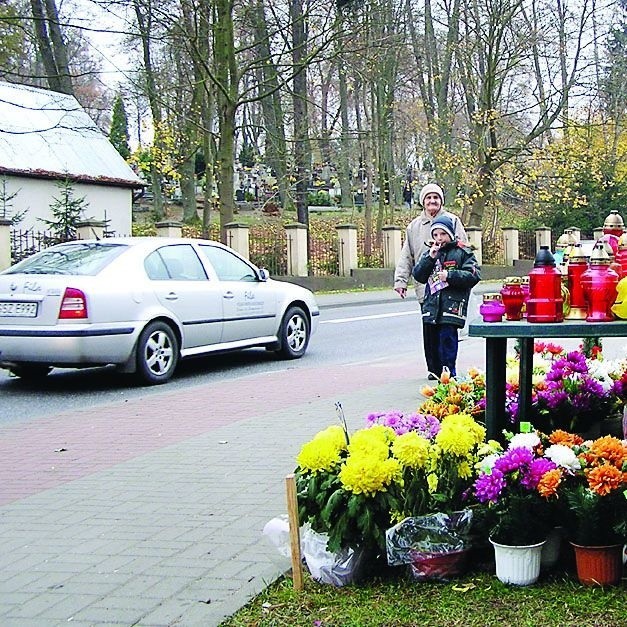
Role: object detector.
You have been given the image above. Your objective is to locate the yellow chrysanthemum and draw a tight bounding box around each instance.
[436,413,486,455]
[392,432,431,469]
[347,428,392,461]
[457,460,472,479]
[313,425,347,450]
[339,454,401,496]
[296,438,342,474]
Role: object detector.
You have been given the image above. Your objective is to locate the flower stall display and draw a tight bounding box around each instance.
[294,403,489,584]
[505,343,627,436]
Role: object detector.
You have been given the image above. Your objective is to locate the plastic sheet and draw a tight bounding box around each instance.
[386,510,473,581]
[263,517,367,586]
[301,526,368,587]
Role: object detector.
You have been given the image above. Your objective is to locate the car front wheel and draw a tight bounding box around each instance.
[136,321,179,384]
[277,306,310,359]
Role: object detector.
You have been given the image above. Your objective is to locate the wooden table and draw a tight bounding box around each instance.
[468,318,627,440]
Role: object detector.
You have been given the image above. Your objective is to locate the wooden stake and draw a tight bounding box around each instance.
[285,473,304,591]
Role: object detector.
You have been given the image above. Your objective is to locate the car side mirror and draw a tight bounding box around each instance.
[257,267,269,281]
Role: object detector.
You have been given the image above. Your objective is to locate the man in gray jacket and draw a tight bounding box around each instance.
[393,183,468,379]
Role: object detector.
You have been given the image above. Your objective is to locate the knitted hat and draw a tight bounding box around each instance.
[430,215,456,241]
[419,183,444,207]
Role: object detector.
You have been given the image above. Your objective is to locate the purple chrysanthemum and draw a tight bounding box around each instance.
[474,468,506,503]
[493,447,534,474]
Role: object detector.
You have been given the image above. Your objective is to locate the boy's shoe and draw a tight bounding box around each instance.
[427,373,438,381]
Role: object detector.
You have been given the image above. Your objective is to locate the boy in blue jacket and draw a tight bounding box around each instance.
[412,215,480,378]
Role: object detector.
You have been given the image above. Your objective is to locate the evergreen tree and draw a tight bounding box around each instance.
[0,178,26,224]
[109,94,131,160]
[40,178,90,241]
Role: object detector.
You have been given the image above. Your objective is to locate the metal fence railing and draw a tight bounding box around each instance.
[10,225,580,276]
[10,230,59,264]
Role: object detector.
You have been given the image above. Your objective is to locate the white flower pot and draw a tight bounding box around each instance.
[490,538,546,586]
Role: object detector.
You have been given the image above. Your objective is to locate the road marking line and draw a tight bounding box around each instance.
[320,311,417,324]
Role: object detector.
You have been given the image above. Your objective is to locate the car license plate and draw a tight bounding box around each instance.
[0,301,38,317]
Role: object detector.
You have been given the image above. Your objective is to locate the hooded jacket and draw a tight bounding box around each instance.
[393,209,467,302]
[412,241,480,327]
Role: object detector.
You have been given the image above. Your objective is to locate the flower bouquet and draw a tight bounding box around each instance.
[418,367,486,421]
[384,412,487,580]
[295,423,401,555]
[542,431,627,585]
[545,432,627,547]
[473,432,556,546]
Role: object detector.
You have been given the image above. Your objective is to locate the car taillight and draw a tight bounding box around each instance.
[59,287,88,319]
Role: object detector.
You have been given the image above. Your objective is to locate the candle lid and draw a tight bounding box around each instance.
[483,292,503,302]
[603,210,625,230]
[534,245,556,267]
[503,276,522,285]
[567,242,588,262]
[589,242,611,265]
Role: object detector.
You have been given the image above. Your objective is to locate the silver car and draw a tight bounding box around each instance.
[0,237,319,384]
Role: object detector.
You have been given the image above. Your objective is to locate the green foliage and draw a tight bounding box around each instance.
[109,94,131,160]
[0,3,24,71]
[307,190,332,206]
[238,143,256,168]
[0,178,26,224]
[40,178,90,240]
[563,483,627,546]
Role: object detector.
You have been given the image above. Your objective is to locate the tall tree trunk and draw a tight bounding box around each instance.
[30,0,73,94]
[251,0,292,210]
[133,0,165,219]
[337,59,352,208]
[213,0,238,241]
[291,0,310,228]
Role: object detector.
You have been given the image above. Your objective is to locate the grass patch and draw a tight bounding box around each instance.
[221,568,626,626]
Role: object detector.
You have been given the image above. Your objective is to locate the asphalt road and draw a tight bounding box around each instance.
[0,296,423,425]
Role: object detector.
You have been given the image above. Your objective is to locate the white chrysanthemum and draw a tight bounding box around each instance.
[509,432,541,450]
[544,444,581,472]
[476,453,500,473]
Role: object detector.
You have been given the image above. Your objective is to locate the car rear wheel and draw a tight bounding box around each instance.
[136,321,179,384]
[9,364,52,380]
[277,306,309,359]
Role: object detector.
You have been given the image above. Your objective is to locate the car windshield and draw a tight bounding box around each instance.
[6,242,127,276]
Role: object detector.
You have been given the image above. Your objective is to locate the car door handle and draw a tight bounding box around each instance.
[165,292,178,301]
[223,291,235,299]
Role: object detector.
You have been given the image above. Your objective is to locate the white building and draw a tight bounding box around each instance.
[0,81,142,236]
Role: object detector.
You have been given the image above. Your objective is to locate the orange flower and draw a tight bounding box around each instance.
[549,430,583,447]
[459,383,473,393]
[447,405,460,414]
[537,468,562,498]
[440,370,451,384]
[589,436,627,468]
[420,385,435,398]
[468,367,480,378]
[446,394,463,405]
[586,465,624,496]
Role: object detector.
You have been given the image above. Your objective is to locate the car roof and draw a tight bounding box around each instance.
[70,237,228,252]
